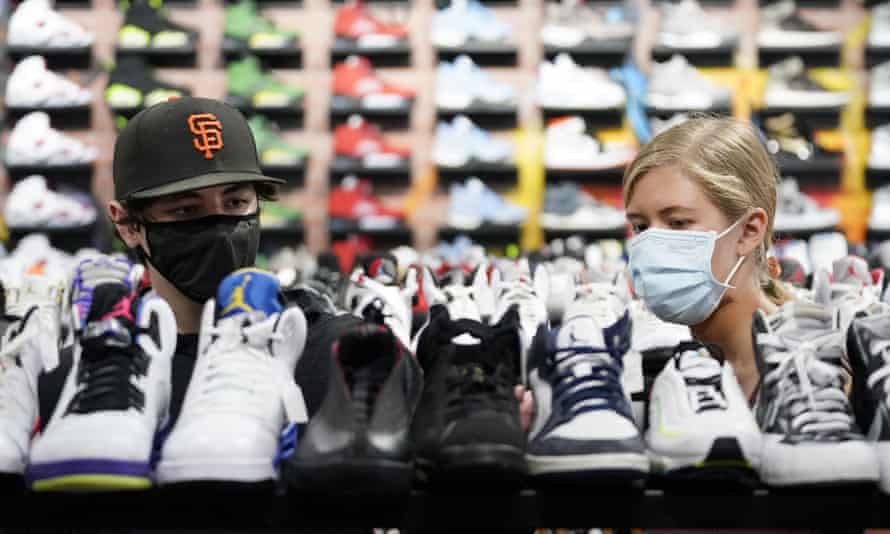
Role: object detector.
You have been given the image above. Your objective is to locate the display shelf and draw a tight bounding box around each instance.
[260,222,305,253]
[226,97,305,130]
[5,162,94,189]
[773,225,840,241]
[757,106,843,130]
[545,166,627,185]
[8,46,92,70]
[224,0,301,5]
[759,0,839,5]
[866,105,890,129]
[645,100,732,118]
[115,45,198,68]
[435,42,518,67]
[2,488,888,528]
[436,162,518,186]
[866,166,890,190]
[331,39,411,67]
[758,45,841,68]
[438,223,521,246]
[775,152,843,186]
[262,160,307,190]
[651,40,738,68]
[329,156,412,184]
[867,228,890,241]
[329,219,413,246]
[542,227,627,241]
[866,44,890,68]
[221,40,302,70]
[542,38,632,68]
[539,106,624,129]
[5,105,92,130]
[329,97,412,130]
[436,104,517,130]
[7,223,102,254]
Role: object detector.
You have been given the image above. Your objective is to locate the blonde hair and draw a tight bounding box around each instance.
[623,115,787,304]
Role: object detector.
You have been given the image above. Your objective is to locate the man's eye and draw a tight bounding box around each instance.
[226,197,251,210]
[168,205,198,218]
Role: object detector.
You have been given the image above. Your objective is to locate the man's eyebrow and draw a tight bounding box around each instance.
[222,184,254,195]
[153,191,202,205]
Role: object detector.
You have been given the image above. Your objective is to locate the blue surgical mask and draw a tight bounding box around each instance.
[627,217,747,325]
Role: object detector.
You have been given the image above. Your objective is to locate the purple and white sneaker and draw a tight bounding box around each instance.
[69,255,136,333]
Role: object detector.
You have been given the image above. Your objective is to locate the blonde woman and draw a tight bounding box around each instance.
[623,116,787,400]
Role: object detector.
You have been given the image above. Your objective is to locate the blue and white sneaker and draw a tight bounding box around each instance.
[433,115,513,168]
[525,309,649,482]
[448,177,527,229]
[431,0,511,48]
[436,55,516,110]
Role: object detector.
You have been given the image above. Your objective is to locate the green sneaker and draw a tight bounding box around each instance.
[227,56,303,109]
[260,201,301,229]
[225,0,297,50]
[249,115,308,166]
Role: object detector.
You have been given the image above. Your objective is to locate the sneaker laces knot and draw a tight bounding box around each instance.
[547,344,625,418]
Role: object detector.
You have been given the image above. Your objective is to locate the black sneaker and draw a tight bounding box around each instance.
[118,0,198,50]
[282,323,422,495]
[847,313,890,493]
[412,305,527,490]
[105,56,191,113]
[762,112,818,162]
[758,1,841,49]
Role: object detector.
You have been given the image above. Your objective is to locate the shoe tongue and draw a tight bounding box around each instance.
[86,281,134,325]
[336,324,398,382]
[215,268,282,323]
[557,315,605,348]
[676,346,722,379]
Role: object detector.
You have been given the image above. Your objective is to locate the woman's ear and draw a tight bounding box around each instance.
[737,208,768,257]
[108,201,145,250]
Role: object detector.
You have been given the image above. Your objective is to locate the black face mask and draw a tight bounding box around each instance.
[137,212,260,303]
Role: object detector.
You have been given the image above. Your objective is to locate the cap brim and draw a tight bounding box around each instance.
[127,172,285,199]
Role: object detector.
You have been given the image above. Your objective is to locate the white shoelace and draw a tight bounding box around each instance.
[868,339,890,411]
[495,279,545,328]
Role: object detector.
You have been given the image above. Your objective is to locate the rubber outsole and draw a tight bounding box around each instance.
[284,457,413,496]
[416,443,527,492]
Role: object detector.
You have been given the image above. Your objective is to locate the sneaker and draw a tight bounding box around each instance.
[5,111,97,167]
[5,175,96,229]
[432,115,513,168]
[432,0,511,48]
[227,56,303,109]
[448,177,528,229]
[333,0,408,48]
[646,55,731,111]
[157,269,308,484]
[544,116,636,170]
[808,231,848,274]
[345,268,413,351]
[540,3,635,48]
[871,124,890,171]
[283,323,421,494]
[436,55,517,110]
[329,175,403,231]
[0,272,65,476]
[105,56,190,111]
[870,3,890,48]
[248,115,308,167]
[526,308,648,482]
[753,310,879,487]
[650,113,691,136]
[772,238,812,274]
[411,305,526,488]
[778,257,808,287]
[537,54,626,110]
[828,256,887,331]
[848,313,890,494]
[539,183,626,231]
[332,55,415,109]
[758,0,841,48]
[491,260,549,383]
[8,0,94,48]
[631,299,691,419]
[657,0,733,50]
[871,185,890,230]
[27,279,176,491]
[117,0,197,50]
[333,115,410,167]
[773,177,840,233]
[762,112,820,163]
[870,62,890,107]
[224,0,297,50]
[647,341,761,482]
[6,56,91,108]
[764,57,849,108]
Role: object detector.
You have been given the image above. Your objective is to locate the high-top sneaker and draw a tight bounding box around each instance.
[646,342,761,485]
[157,268,307,484]
[344,269,412,350]
[412,305,526,489]
[525,309,649,484]
[283,323,422,494]
[848,313,890,494]
[27,281,176,491]
[0,273,65,476]
[752,310,879,487]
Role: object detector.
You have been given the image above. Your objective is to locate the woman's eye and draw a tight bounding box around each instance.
[631,223,648,234]
[669,219,690,229]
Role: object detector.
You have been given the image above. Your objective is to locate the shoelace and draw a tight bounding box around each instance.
[548,345,626,419]
[445,361,514,416]
[867,339,890,411]
[686,374,727,412]
[496,279,544,328]
[192,317,305,424]
[765,345,852,437]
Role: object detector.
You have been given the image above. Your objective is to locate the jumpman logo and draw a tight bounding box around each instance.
[220,273,254,317]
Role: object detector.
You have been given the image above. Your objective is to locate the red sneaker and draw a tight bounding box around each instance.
[332,55,414,108]
[331,234,373,274]
[333,1,408,47]
[329,175,402,230]
[333,115,410,167]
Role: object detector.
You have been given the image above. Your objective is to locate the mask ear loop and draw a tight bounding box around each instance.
[716,212,752,289]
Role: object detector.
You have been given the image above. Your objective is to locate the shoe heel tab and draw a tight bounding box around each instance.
[137,295,177,360]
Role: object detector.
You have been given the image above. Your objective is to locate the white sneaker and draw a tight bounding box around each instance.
[8,0,94,48]
[871,185,890,230]
[869,124,890,170]
[539,194,626,231]
[764,57,849,109]
[647,55,730,111]
[808,231,848,274]
[5,56,92,108]
[869,3,890,48]
[491,261,549,384]
[757,0,841,49]
[433,115,513,168]
[157,269,308,484]
[771,238,812,274]
[436,55,516,110]
[5,111,97,167]
[27,280,176,491]
[870,62,890,107]
[0,272,65,475]
[544,116,635,170]
[5,175,97,229]
[647,342,762,480]
[773,177,840,232]
[536,54,626,110]
[347,268,413,351]
[657,0,731,49]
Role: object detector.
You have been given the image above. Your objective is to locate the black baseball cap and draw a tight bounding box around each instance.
[113,97,284,200]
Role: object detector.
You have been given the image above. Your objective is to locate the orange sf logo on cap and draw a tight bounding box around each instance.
[187,113,223,159]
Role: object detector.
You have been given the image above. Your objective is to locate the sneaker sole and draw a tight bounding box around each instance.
[417,443,527,490]
[284,457,413,495]
[155,457,275,485]
[526,452,650,482]
[651,437,760,490]
[27,459,151,492]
